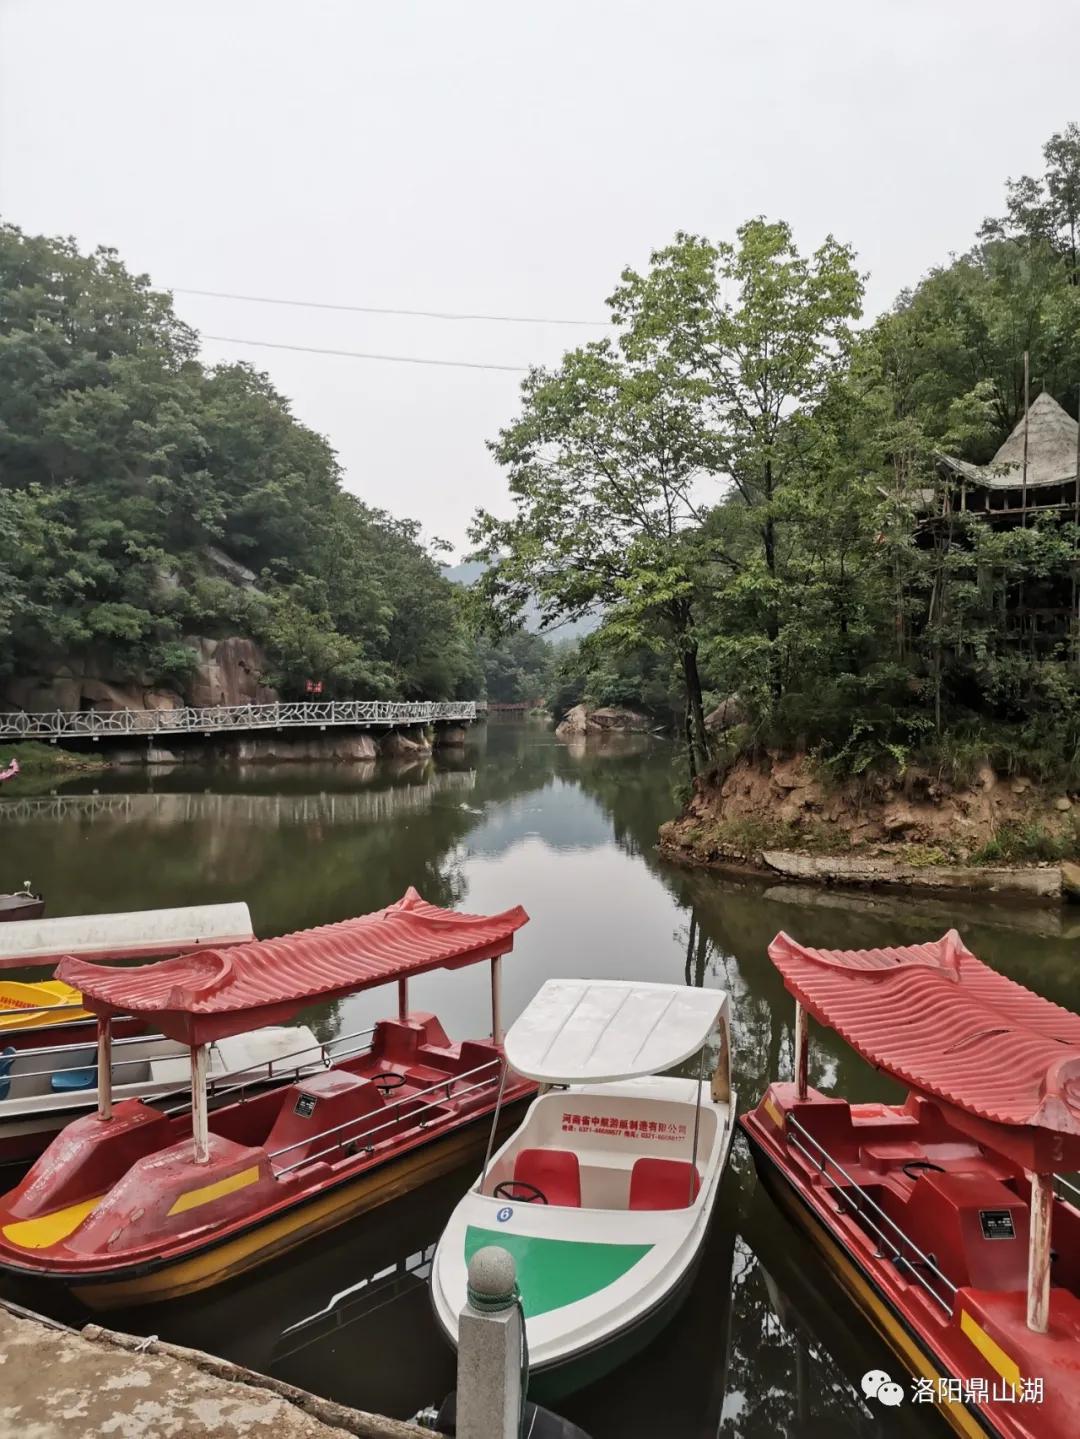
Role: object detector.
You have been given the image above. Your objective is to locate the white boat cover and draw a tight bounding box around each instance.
[505,979,730,1084]
[0,903,255,971]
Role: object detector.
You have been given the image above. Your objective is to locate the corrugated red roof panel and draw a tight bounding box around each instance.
[58,888,528,1044]
[769,929,1080,1146]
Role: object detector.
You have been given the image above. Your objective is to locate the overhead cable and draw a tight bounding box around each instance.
[180,286,609,328]
[201,334,530,372]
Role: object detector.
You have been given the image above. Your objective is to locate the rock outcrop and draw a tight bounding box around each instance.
[0,636,278,714]
[434,725,468,748]
[380,727,432,758]
[0,663,184,714]
[183,636,277,709]
[555,704,652,738]
[659,749,1080,897]
[704,694,748,731]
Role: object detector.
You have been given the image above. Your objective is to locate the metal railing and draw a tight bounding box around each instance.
[0,699,477,742]
[787,1114,958,1313]
[11,1032,163,1063]
[1055,1174,1080,1206]
[269,1057,501,1177]
[156,1026,378,1115]
[0,772,477,826]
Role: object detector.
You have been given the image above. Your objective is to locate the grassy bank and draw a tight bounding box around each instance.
[1,741,109,781]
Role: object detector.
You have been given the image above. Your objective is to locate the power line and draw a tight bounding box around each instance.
[178,286,609,328]
[201,334,530,372]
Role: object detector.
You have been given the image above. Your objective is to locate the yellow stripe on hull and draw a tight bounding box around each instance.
[754,1149,990,1439]
[73,1115,502,1310]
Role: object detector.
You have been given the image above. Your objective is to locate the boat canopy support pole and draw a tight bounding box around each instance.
[711,1016,731,1104]
[191,1043,210,1164]
[690,1042,706,1202]
[96,1017,112,1121]
[476,1058,510,1194]
[794,1001,809,1100]
[490,956,503,1045]
[398,978,409,1022]
[1028,1171,1052,1332]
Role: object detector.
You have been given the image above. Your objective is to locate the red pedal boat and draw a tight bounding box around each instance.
[740,929,1080,1439]
[0,888,534,1308]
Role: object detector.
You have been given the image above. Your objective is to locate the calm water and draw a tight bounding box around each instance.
[3,720,1078,1437]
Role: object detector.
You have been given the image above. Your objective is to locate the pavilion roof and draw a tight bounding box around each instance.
[936,392,1079,490]
[58,888,528,1045]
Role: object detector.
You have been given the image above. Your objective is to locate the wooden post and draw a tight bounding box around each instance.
[1027,1171,1053,1332]
[96,1017,113,1121]
[1074,380,1080,666]
[794,1001,808,1100]
[397,978,409,1022]
[191,1043,210,1164]
[490,956,503,1045]
[1021,351,1030,526]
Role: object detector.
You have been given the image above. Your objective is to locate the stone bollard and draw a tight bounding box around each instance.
[455,1245,523,1439]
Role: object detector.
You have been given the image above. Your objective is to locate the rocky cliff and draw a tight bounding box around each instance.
[659,750,1080,872]
[555,704,653,738]
[0,636,277,714]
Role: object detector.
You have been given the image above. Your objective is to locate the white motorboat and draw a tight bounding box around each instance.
[431,978,735,1398]
[0,1025,323,1163]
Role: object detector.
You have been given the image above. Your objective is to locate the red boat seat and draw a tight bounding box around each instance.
[629,1157,700,1210]
[513,1148,581,1207]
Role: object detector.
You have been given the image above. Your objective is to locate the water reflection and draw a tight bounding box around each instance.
[1,719,1073,1435]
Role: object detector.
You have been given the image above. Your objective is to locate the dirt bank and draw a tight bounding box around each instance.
[0,1301,423,1439]
[658,751,1080,899]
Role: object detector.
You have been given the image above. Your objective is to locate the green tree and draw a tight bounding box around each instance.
[471,338,715,771]
[0,221,480,702]
[610,220,864,709]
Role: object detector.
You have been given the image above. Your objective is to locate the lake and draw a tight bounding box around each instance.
[3,719,1075,1437]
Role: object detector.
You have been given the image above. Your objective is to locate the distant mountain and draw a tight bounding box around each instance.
[443,561,600,640]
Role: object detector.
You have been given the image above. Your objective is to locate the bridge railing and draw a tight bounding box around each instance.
[0,699,477,742]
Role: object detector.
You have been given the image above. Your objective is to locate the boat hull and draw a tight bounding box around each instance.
[71,1099,525,1309]
[740,1087,1078,1439]
[744,1124,991,1439]
[432,1077,735,1398]
[0,895,45,923]
[527,1236,704,1402]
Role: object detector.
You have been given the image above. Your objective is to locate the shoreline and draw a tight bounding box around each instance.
[0,1297,423,1438]
[656,837,1073,904]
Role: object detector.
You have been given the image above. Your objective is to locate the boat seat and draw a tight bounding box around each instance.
[628,1157,700,1210]
[51,1064,97,1093]
[514,1148,581,1207]
[0,1046,15,1101]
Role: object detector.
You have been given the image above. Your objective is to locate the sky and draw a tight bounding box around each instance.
[1,0,1076,555]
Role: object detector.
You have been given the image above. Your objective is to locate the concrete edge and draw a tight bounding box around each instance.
[0,1298,425,1439]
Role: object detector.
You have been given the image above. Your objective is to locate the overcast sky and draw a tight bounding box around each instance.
[1,0,1074,554]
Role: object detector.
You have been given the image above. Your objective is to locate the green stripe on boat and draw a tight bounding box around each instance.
[464,1225,652,1318]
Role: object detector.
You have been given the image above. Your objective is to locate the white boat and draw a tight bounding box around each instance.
[0,1025,323,1163]
[431,978,735,1398]
[0,902,255,972]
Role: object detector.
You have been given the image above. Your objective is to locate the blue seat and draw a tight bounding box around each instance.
[0,1046,15,1102]
[51,1064,97,1093]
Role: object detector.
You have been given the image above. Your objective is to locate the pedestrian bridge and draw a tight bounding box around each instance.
[0,699,478,743]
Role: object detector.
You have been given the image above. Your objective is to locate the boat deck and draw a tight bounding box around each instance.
[743,1083,1080,1439]
[0,1014,530,1290]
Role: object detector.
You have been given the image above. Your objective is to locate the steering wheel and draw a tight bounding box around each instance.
[493,1180,548,1204]
[902,1160,946,1180]
[375,1072,407,1093]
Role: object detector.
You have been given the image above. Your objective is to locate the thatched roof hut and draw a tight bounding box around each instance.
[937,393,1079,492]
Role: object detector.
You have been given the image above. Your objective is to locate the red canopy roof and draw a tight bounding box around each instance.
[769,929,1080,1170]
[58,889,528,1045]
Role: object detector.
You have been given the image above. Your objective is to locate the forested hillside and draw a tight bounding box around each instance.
[0,225,480,704]
[474,123,1080,782]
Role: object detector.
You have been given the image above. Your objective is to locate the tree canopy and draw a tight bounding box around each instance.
[0,223,479,701]
[476,122,1080,783]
